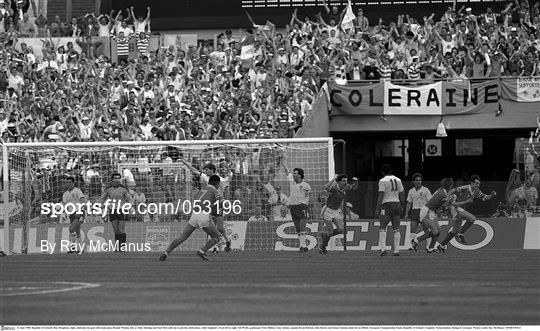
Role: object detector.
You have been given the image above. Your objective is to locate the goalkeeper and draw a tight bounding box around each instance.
[98,173,133,252]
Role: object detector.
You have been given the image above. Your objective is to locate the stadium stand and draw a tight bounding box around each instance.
[0,0,539,221]
[0,0,538,144]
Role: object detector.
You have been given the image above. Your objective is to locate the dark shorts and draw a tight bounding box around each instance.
[381,202,403,218]
[290,204,309,222]
[110,213,128,222]
[290,204,309,233]
[380,202,403,228]
[410,209,421,224]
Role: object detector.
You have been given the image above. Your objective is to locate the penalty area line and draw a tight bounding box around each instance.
[1,281,101,297]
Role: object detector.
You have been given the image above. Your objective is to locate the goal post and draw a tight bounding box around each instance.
[1,138,335,255]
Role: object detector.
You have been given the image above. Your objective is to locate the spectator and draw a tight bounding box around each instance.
[345,202,360,221]
[266,184,289,219]
[515,177,538,208]
[272,205,291,222]
[247,205,269,222]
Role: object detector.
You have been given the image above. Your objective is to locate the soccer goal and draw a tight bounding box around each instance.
[1,138,334,254]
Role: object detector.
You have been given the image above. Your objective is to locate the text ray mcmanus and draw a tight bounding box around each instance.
[41,240,151,254]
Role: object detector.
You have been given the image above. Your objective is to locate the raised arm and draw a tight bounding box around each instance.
[321,0,330,14]
[179,156,202,176]
[324,175,337,191]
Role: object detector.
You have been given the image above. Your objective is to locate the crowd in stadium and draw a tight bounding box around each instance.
[0,0,539,144]
[1,0,540,223]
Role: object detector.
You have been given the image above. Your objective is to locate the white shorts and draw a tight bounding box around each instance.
[419,206,437,223]
[188,213,211,229]
[321,206,342,221]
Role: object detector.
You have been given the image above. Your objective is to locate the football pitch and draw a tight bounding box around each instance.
[1,250,539,325]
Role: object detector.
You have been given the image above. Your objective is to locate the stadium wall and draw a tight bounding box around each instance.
[2,218,539,254]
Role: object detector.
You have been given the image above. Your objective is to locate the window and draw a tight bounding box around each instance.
[456,138,482,156]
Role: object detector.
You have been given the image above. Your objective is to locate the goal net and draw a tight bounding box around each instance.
[1,138,334,254]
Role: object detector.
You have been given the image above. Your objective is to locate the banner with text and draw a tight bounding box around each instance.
[500,77,540,102]
[383,81,443,115]
[329,79,534,116]
[2,218,538,254]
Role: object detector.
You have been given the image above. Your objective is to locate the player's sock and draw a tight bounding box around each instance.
[76,234,81,252]
[378,229,386,251]
[458,221,474,235]
[201,237,219,253]
[440,231,455,246]
[114,233,120,251]
[299,232,307,247]
[219,228,230,243]
[69,232,77,252]
[122,233,127,245]
[165,238,183,254]
[416,231,431,243]
[428,234,439,249]
[393,230,401,254]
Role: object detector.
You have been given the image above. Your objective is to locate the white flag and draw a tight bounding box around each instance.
[341,0,356,32]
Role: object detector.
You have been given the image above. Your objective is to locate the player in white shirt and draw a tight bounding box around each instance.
[62,176,86,253]
[404,173,432,251]
[180,158,231,252]
[282,161,312,252]
[374,164,405,256]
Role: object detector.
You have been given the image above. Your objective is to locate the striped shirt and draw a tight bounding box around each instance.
[408,63,421,80]
[113,36,129,56]
[137,33,150,56]
[378,64,393,81]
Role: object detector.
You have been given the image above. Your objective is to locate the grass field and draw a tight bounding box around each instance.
[1,249,539,325]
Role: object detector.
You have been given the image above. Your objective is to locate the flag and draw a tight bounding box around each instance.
[501,77,540,102]
[341,0,356,32]
[295,84,330,138]
[258,21,276,31]
[240,45,255,68]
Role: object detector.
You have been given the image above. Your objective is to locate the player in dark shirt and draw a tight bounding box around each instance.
[439,175,496,249]
[319,174,358,254]
[412,177,455,253]
[160,175,223,261]
[98,172,133,252]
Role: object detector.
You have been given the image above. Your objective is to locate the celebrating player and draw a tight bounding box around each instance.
[374,164,404,256]
[412,177,454,253]
[282,161,312,252]
[438,175,496,249]
[319,174,358,254]
[98,173,133,252]
[181,158,232,252]
[63,176,86,253]
[404,173,432,251]
[159,175,223,261]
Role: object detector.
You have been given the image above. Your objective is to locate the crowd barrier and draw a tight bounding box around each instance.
[2,217,539,254]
